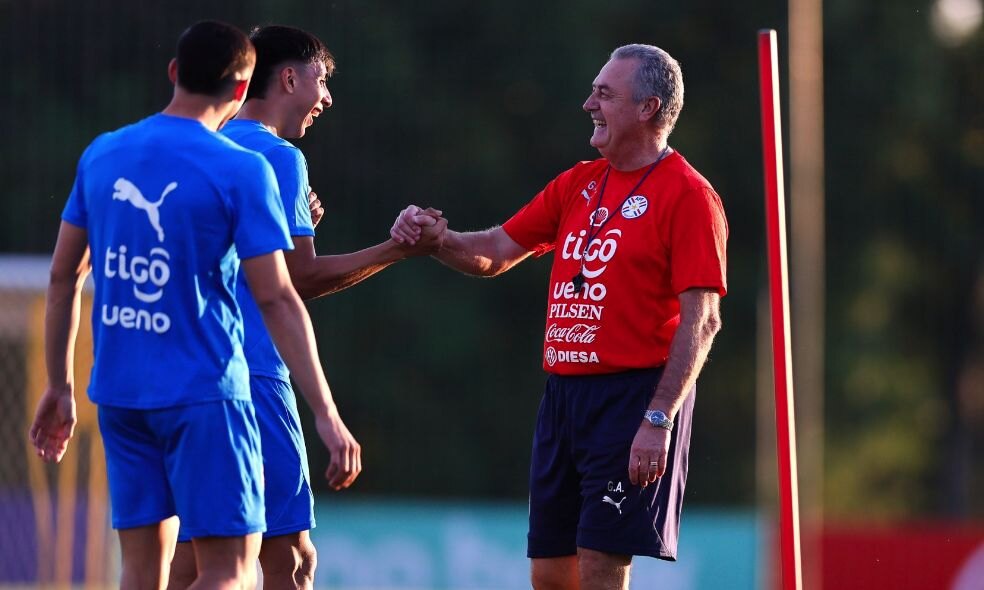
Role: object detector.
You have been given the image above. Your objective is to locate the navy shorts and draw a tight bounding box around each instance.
[178,376,315,542]
[98,399,265,538]
[527,367,695,561]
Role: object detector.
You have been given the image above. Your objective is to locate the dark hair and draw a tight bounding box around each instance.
[175,20,255,97]
[246,25,335,100]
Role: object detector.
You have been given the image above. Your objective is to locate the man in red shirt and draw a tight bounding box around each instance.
[392,44,727,589]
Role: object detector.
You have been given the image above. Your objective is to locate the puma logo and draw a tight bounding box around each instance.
[602,495,626,515]
[112,178,177,242]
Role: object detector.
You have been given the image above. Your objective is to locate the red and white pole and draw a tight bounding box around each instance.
[757,28,804,590]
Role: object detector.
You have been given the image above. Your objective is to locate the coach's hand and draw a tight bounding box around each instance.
[315,412,362,490]
[628,423,671,488]
[29,386,78,463]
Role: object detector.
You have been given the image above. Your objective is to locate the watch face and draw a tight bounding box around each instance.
[645,410,672,429]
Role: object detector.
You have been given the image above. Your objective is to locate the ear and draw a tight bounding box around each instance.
[167,58,178,84]
[232,79,249,102]
[280,66,297,94]
[639,96,661,123]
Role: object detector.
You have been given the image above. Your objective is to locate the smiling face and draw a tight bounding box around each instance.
[283,59,332,138]
[582,57,655,164]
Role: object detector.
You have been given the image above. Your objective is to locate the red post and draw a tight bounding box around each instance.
[757,28,804,590]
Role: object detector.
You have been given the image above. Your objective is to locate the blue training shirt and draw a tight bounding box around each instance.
[61,113,293,409]
[221,119,315,382]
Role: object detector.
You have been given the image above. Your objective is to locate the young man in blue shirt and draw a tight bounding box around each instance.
[29,21,360,590]
[165,25,444,590]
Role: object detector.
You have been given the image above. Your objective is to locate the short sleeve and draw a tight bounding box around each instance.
[264,145,314,237]
[231,154,293,260]
[669,187,729,296]
[501,168,576,256]
[61,154,89,229]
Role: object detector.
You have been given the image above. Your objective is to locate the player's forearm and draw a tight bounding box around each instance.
[291,240,405,300]
[433,229,514,277]
[256,290,338,419]
[43,273,85,390]
[649,293,722,419]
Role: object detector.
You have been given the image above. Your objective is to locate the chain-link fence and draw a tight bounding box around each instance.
[0,256,114,587]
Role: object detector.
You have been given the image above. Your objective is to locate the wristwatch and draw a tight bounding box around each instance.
[643,409,674,431]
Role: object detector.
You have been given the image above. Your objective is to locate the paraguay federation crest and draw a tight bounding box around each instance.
[621,195,648,219]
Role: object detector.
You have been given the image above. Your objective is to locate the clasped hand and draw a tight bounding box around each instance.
[390,204,447,254]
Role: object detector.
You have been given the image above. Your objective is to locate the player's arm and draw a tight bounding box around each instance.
[628,288,722,486]
[285,190,445,299]
[284,224,445,300]
[30,221,91,463]
[242,251,361,490]
[391,205,531,277]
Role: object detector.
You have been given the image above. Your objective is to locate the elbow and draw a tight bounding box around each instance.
[48,266,86,292]
[291,278,318,301]
[252,283,298,314]
[484,260,511,277]
[286,265,325,301]
[703,308,722,339]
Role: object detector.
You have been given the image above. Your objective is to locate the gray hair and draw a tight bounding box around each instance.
[610,44,684,136]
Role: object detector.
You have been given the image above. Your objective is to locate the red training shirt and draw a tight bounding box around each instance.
[502,152,728,375]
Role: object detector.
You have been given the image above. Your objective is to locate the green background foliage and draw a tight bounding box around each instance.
[1,0,980,518]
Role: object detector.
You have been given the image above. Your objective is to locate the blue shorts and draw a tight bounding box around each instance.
[527,367,695,561]
[98,399,265,538]
[177,376,314,542]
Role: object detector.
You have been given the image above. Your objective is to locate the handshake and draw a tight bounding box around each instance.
[309,191,449,257]
[389,204,448,254]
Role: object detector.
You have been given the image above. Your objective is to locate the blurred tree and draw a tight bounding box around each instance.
[1,0,980,520]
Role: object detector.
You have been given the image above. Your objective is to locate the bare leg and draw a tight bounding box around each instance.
[166,541,196,590]
[258,531,317,590]
[531,555,579,590]
[119,516,179,590]
[189,533,262,590]
[578,548,631,590]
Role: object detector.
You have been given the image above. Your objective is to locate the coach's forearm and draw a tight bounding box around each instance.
[648,290,722,419]
[433,228,528,277]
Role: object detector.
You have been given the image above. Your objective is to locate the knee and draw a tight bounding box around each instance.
[531,571,571,590]
[294,541,317,589]
[166,567,197,590]
[531,559,577,590]
[260,538,317,590]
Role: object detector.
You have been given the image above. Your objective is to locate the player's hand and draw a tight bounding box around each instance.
[315,412,362,490]
[308,189,325,228]
[390,205,443,246]
[29,386,77,463]
[627,422,671,488]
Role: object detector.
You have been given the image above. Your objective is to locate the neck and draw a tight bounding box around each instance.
[162,89,235,132]
[235,100,286,138]
[604,136,670,171]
